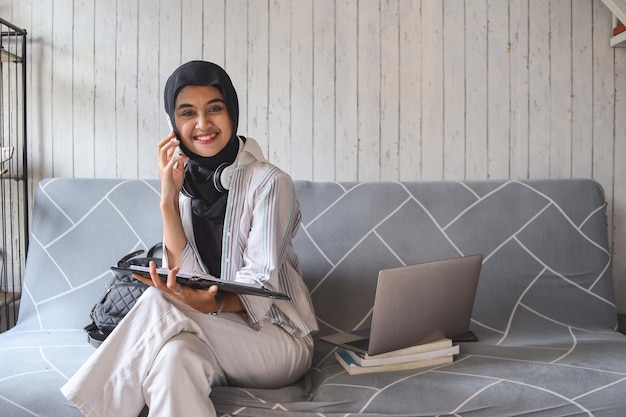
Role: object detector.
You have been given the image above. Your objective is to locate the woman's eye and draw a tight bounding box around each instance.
[208,105,223,113]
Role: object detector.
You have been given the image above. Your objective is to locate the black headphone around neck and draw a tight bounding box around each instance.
[180,136,244,199]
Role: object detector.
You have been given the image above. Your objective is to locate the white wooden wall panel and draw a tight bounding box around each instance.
[3,0,626,310]
[137,0,161,179]
[28,0,52,179]
[550,0,572,178]
[268,0,291,174]
[528,1,551,179]
[247,0,269,157]
[182,0,203,64]
[487,0,510,179]
[509,0,529,180]
[225,0,248,136]
[202,0,225,66]
[381,0,400,181]
[116,0,139,179]
[51,1,73,178]
[357,0,381,181]
[465,0,488,180]
[93,0,117,179]
[73,0,95,179]
[291,0,314,180]
[398,0,420,181]
[312,0,335,181]
[593,0,616,249]
[421,1,444,181]
[443,0,465,181]
[572,0,594,179]
[614,49,626,302]
[335,0,358,181]
[158,0,182,138]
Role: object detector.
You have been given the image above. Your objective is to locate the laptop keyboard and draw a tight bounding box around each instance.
[344,338,370,351]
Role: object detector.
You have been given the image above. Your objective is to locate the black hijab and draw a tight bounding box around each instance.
[164,61,240,218]
[164,61,241,276]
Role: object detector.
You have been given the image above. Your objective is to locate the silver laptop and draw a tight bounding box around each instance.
[320,254,483,356]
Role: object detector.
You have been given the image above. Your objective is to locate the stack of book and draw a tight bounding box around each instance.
[334,338,459,375]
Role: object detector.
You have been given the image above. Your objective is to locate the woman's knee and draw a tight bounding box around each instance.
[151,333,225,386]
[156,333,206,370]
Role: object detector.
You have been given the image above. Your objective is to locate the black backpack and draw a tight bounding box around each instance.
[84,243,162,347]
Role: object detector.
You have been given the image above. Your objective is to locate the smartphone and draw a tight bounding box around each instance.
[166,114,175,134]
[166,115,184,167]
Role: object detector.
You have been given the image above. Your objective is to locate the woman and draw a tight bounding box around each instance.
[61,61,318,417]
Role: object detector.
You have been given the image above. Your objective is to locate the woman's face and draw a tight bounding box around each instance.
[174,85,233,158]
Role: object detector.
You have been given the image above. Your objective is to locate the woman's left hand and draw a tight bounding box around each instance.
[133,261,221,314]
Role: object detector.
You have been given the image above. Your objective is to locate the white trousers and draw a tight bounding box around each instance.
[61,288,314,417]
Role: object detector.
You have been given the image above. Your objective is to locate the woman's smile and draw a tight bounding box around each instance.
[194,131,219,144]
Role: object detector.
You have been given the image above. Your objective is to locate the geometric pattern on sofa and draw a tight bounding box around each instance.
[0,178,624,417]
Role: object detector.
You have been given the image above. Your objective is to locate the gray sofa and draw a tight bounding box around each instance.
[1,177,626,416]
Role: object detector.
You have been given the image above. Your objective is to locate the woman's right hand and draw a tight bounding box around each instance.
[158,131,189,202]
[158,131,190,268]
